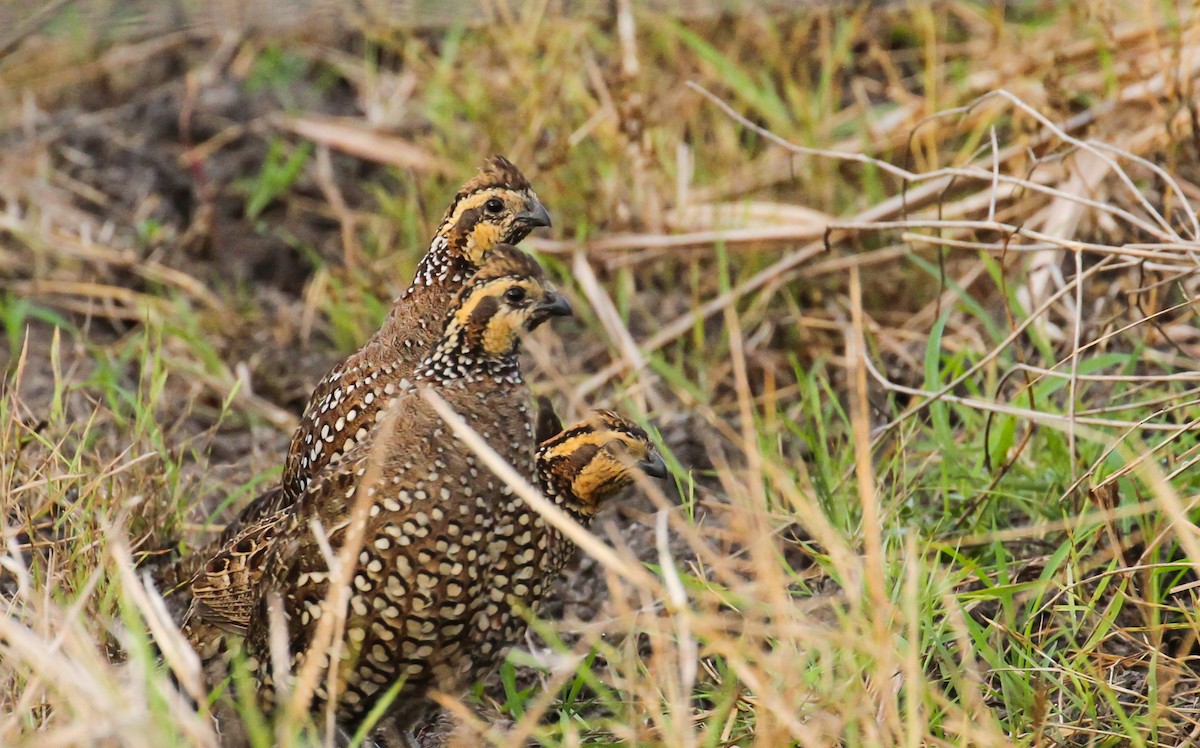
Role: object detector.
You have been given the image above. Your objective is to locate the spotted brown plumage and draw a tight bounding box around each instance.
[208,244,571,733]
[188,515,286,635]
[155,158,548,603]
[185,410,667,649]
[186,245,564,624]
[381,408,667,745]
[281,156,550,501]
[185,405,668,741]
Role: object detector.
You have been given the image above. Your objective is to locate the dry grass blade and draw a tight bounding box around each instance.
[278,116,458,175]
[664,201,833,234]
[570,251,653,409]
[279,398,402,740]
[422,388,652,588]
[575,241,825,397]
[527,223,831,254]
[105,526,205,704]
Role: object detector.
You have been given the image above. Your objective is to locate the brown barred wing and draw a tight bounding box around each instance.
[189,514,290,636]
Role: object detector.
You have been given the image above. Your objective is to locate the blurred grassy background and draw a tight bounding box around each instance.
[3,1,1200,745]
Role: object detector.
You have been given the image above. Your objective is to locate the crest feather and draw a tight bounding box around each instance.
[457,155,532,196]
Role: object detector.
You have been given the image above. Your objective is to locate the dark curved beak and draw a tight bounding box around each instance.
[536,290,572,318]
[517,200,552,229]
[637,453,668,479]
[528,289,573,330]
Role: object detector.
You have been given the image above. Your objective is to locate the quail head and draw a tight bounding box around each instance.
[533,408,668,586]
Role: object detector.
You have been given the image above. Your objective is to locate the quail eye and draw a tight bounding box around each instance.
[484,198,505,214]
[504,286,527,304]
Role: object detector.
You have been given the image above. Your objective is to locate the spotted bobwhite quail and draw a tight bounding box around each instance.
[281,156,550,501]
[185,404,665,652]
[192,244,568,734]
[181,404,667,743]
[151,156,549,603]
[206,156,551,548]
